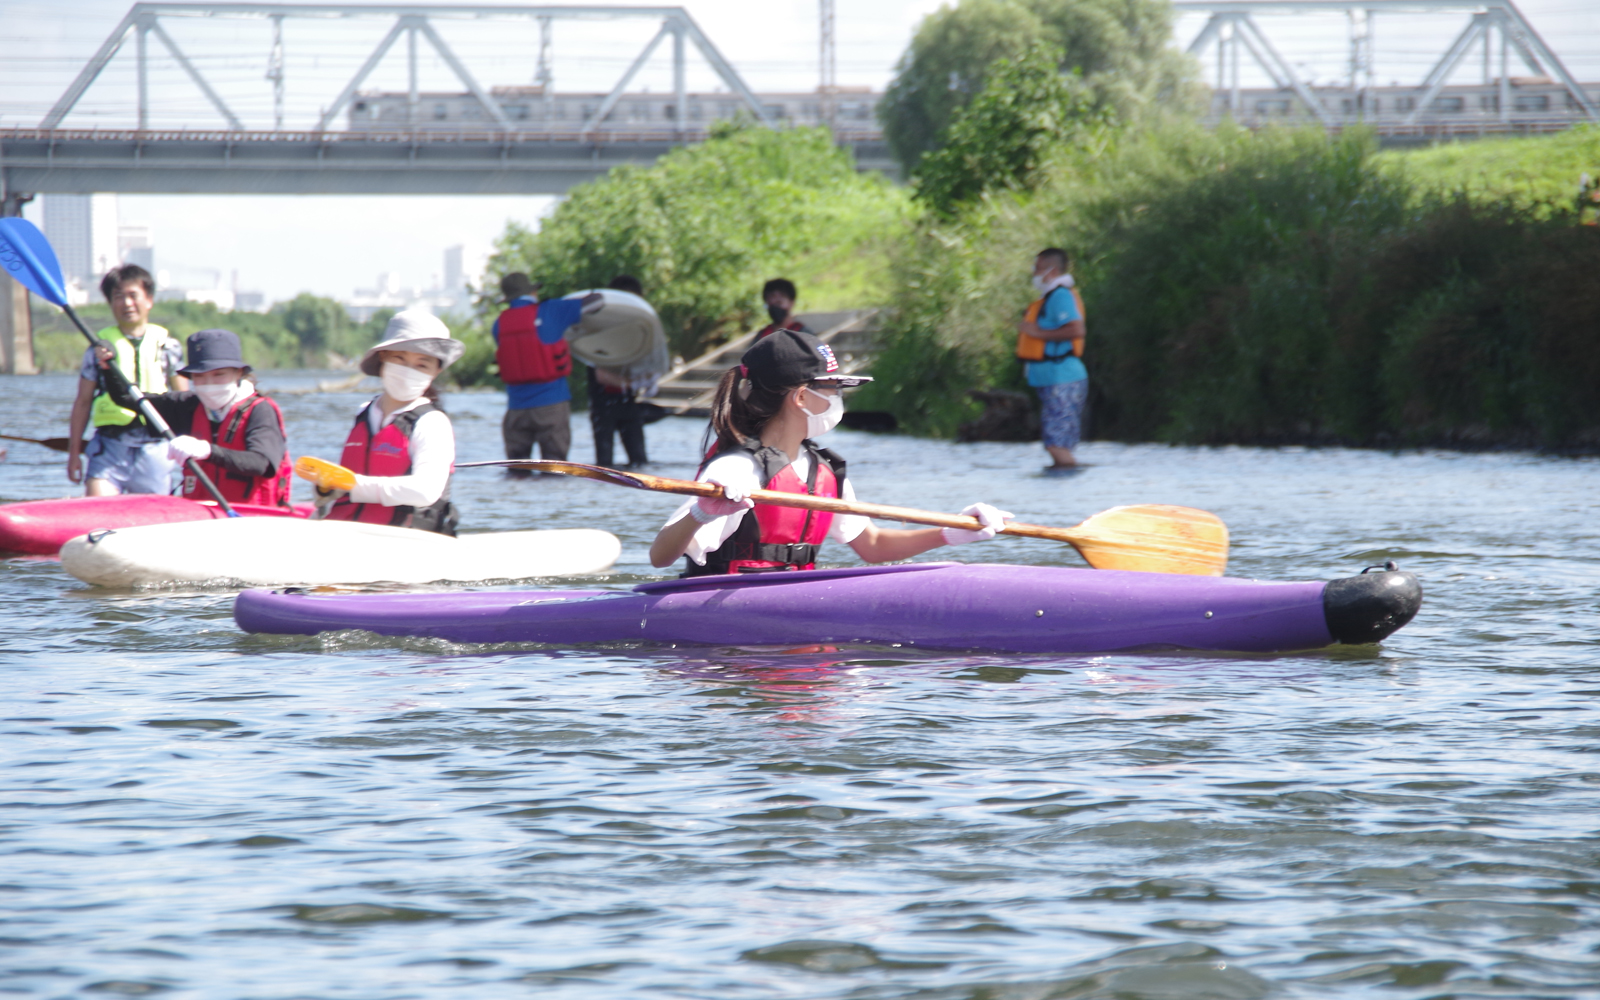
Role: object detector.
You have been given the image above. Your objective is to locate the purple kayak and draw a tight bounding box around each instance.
[233,561,1421,654]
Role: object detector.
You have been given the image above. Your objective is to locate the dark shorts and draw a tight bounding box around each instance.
[502,402,571,461]
[1038,379,1089,450]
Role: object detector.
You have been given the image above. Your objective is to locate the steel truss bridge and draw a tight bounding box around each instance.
[1176,0,1599,127]
[0,2,891,204]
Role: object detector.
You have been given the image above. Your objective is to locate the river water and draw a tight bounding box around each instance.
[2,370,1597,999]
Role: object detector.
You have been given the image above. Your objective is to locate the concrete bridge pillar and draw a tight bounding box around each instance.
[0,192,38,375]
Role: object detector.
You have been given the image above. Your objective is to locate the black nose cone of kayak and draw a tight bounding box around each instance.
[1323,562,1423,645]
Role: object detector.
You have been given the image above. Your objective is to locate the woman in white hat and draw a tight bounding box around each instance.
[295,309,465,534]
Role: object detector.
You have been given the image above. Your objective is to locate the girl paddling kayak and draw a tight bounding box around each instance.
[649,328,1012,574]
[295,311,463,535]
[99,328,292,506]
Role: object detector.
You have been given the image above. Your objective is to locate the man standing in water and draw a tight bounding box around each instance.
[494,272,583,473]
[1016,248,1087,469]
[66,264,187,495]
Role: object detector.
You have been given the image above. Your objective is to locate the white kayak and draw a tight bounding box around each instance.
[59,518,622,588]
[564,288,669,374]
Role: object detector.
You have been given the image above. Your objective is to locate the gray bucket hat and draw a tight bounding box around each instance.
[359,309,464,376]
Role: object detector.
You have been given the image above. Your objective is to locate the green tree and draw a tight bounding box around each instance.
[880,0,1200,174]
[272,293,361,365]
[486,124,908,358]
[912,43,1104,218]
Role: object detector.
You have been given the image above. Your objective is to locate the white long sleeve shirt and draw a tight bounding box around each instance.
[664,451,867,567]
[346,396,454,508]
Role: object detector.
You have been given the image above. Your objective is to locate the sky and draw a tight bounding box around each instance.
[1,0,1597,304]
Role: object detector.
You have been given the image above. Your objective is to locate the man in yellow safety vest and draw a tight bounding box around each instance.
[66,264,188,495]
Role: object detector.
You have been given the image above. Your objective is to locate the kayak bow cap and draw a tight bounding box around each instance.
[360,309,463,376]
[177,328,252,375]
[1322,562,1422,644]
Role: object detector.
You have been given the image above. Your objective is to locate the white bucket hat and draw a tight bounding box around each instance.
[360,309,465,376]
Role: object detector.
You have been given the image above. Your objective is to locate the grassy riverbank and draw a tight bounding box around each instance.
[857,124,1600,450]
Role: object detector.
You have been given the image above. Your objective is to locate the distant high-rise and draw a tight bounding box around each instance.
[443,245,464,294]
[42,194,119,293]
[119,224,154,273]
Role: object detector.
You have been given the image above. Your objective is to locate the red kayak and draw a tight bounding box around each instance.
[0,495,310,555]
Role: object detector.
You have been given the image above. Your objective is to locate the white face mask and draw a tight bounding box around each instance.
[803,390,845,438]
[1033,272,1074,294]
[381,361,435,403]
[194,379,248,415]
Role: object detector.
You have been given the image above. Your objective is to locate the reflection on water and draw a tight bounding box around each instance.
[3,371,1599,999]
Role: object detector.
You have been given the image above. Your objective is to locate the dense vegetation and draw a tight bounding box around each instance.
[31,296,395,375]
[856,120,1600,450]
[878,0,1201,174]
[484,124,910,361]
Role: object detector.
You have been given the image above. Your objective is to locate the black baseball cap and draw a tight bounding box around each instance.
[740,328,873,391]
[178,328,251,375]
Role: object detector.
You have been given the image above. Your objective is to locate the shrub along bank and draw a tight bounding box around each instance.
[484,124,910,362]
[30,296,395,374]
[857,123,1600,451]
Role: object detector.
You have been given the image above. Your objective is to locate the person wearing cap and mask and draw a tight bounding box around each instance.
[97,328,292,506]
[649,328,1013,575]
[295,310,464,535]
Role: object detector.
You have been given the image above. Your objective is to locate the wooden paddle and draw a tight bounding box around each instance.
[456,460,1229,576]
[0,434,81,453]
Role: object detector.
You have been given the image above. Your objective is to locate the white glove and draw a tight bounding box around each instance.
[689,482,754,523]
[167,435,212,463]
[941,502,1014,545]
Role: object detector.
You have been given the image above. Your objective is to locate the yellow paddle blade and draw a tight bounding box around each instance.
[1064,504,1229,576]
[294,456,357,492]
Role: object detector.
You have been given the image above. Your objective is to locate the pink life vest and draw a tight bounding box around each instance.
[325,401,457,534]
[684,438,847,576]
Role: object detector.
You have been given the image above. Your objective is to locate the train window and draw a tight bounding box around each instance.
[1514,94,1550,111]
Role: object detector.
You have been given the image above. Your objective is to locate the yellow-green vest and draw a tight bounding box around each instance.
[90,325,174,428]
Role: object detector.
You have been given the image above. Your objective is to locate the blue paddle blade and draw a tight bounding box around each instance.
[0,217,68,307]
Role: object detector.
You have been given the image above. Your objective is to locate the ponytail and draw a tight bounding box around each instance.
[701,366,803,456]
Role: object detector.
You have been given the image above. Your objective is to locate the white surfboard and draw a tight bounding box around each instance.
[59,518,622,588]
[564,289,669,374]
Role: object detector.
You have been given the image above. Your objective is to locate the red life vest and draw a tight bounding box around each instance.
[683,438,847,577]
[754,317,809,341]
[325,401,458,535]
[182,393,292,507]
[496,302,571,384]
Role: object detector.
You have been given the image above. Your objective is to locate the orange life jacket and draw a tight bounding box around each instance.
[1016,287,1086,361]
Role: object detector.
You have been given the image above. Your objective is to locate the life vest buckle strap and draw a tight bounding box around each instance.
[750,542,820,566]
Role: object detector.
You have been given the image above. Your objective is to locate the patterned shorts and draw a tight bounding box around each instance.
[1037,379,1089,450]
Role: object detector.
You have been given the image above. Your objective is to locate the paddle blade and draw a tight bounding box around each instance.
[0,218,68,306]
[1067,504,1229,576]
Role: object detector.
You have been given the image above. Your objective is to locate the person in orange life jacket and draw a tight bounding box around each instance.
[97,328,291,506]
[1017,247,1087,469]
[752,277,812,341]
[297,310,464,534]
[492,272,603,472]
[649,328,1013,575]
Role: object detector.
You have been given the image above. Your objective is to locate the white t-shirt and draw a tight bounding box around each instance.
[666,450,867,567]
[346,396,455,508]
